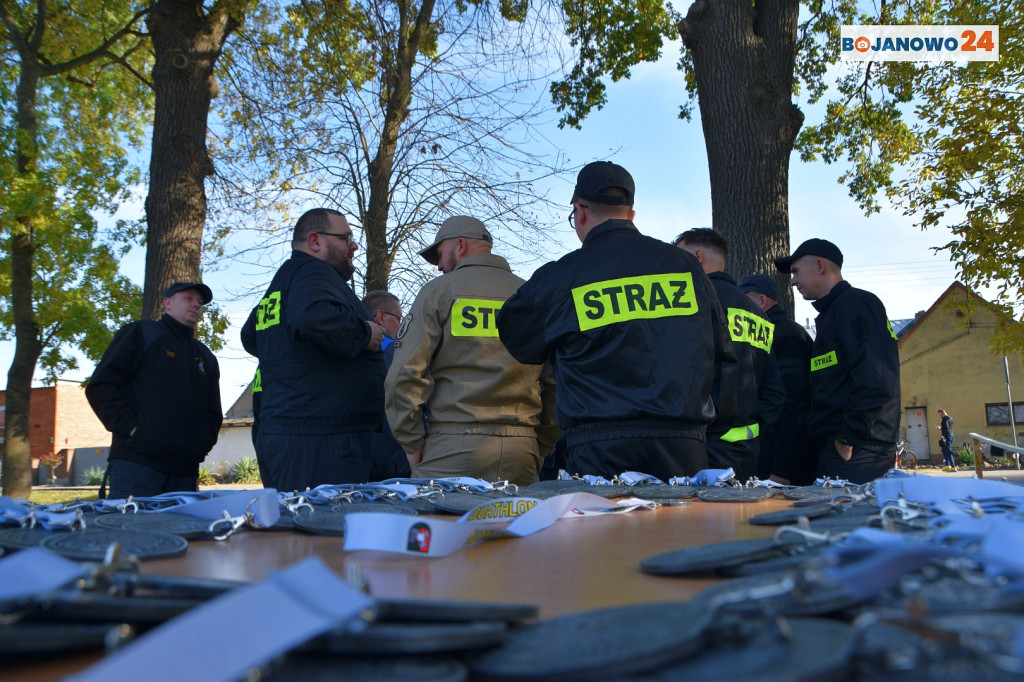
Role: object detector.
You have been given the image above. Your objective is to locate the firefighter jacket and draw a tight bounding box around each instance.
[240,250,385,435]
[707,272,786,438]
[497,219,737,435]
[760,303,814,480]
[86,314,222,476]
[385,253,559,455]
[808,280,901,451]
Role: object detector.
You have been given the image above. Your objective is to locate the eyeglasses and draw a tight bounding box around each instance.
[381,310,402,321]
[319,232,357,245]
[567,203,589,229]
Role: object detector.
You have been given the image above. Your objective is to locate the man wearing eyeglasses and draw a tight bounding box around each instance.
[241,208,387,490]
[497,161,737,481]
[385,216,559,486]
[362,290,411,481]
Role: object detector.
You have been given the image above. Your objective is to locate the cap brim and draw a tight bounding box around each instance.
[418,244,441,266]
[774,256,796,274]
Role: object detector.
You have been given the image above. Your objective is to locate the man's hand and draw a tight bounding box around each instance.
[836,439,853,461]
[407,449,423,467]
[364,321,385,351]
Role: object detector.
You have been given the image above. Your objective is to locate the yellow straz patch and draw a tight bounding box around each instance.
[572,273,698,332]
[463,499,538,521]
[255,291,282,331]
[728,308,775,352]
[811,350,838,371]
[252,368,262,393]
[451,298,505,337]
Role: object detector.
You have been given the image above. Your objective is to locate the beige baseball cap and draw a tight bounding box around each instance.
[418,216,493,265]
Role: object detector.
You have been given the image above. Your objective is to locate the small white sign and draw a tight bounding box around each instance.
[841,25,999,61]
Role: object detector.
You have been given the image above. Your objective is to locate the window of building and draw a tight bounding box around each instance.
[985,402,1024,426]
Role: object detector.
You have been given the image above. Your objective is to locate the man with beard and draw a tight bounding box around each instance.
[241,208,386,490]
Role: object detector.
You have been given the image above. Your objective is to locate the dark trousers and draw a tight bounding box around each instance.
[941,436,956,468]
[817,439,892,484]
[108,459,198,500]
[707,437,760,483]
[565,434,707,481]
[256,431,372,491]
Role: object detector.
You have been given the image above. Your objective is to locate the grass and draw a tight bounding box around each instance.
[28,489,100,505]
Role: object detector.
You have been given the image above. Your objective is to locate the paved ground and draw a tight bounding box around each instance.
[905,463,1024,483]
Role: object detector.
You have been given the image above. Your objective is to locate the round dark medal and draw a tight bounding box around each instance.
[748,505,836,525]
[314,621,508,655]
[640,536,782,575]
[93,511,212,539]
[697,487,780,502]
[295,505,416,536]
[430,492,507,515]
[264,654,468,682]
[626,617,854,681]
[631,486,698,501]
[375,598,538,624]
[329,501,418,516]
[0,526,63,551]
[782,486,857,501]
[467,601,713,680]
[40,528,188,561]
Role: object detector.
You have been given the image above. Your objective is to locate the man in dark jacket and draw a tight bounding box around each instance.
[738,274,815,484]
[362,290,411,481]
[241,208,386,491]
[497,161,737,480]
[675,230,785,482]
[936,408,956,470]
[776,238,901,484]
[87,282,222,499]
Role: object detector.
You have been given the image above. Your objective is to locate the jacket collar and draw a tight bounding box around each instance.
[812,280,851,314]
[582,219,639,247]
[454,252,512,272]
[161,313,195,339]
[708,271,737,286]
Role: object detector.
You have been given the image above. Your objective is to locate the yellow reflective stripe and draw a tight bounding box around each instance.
[811,350,837,371]
[451,298,504,337]
[727,308,775,352]
[255,291,282,330]
[571,273,698,332]
[252,368,262,393]
[721,424,760,442]
[886,319,897,340]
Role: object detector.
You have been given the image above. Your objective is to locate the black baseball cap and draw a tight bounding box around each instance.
[774,238,844,274]
[572,161,635,206]
[164,281,213,304]
[737,274,780,301]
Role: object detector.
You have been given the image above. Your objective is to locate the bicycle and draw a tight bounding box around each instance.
[895,439,918,470]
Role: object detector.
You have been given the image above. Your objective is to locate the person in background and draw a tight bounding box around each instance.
[675,229,785,482]
[738,273,814,484]
[87,282,222,499]
[241,208,386,491]
[362,290,411,480]
[936,408,956,471]
[775,238,901,484]
[498,161,736,481]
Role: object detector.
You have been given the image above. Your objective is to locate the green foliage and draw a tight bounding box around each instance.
[81,465,106,486]
[797,3,1024,351]
[231,456,262,484]
[198,466,218,486]
[954,442,975,467]
[0,0,152,378]
[551,0,677,128]
[30,490,99,505]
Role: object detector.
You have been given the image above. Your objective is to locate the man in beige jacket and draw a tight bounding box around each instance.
[385,216,559,485]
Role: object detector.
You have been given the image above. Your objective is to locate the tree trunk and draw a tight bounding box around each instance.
[143,0,238,319]
[3,54,44,499]
[680,0,803,314]
[361,0,437,294]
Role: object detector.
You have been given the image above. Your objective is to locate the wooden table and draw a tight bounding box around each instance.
[7,496,790,681]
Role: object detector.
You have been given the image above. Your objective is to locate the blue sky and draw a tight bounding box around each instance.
[1,42,961,409]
